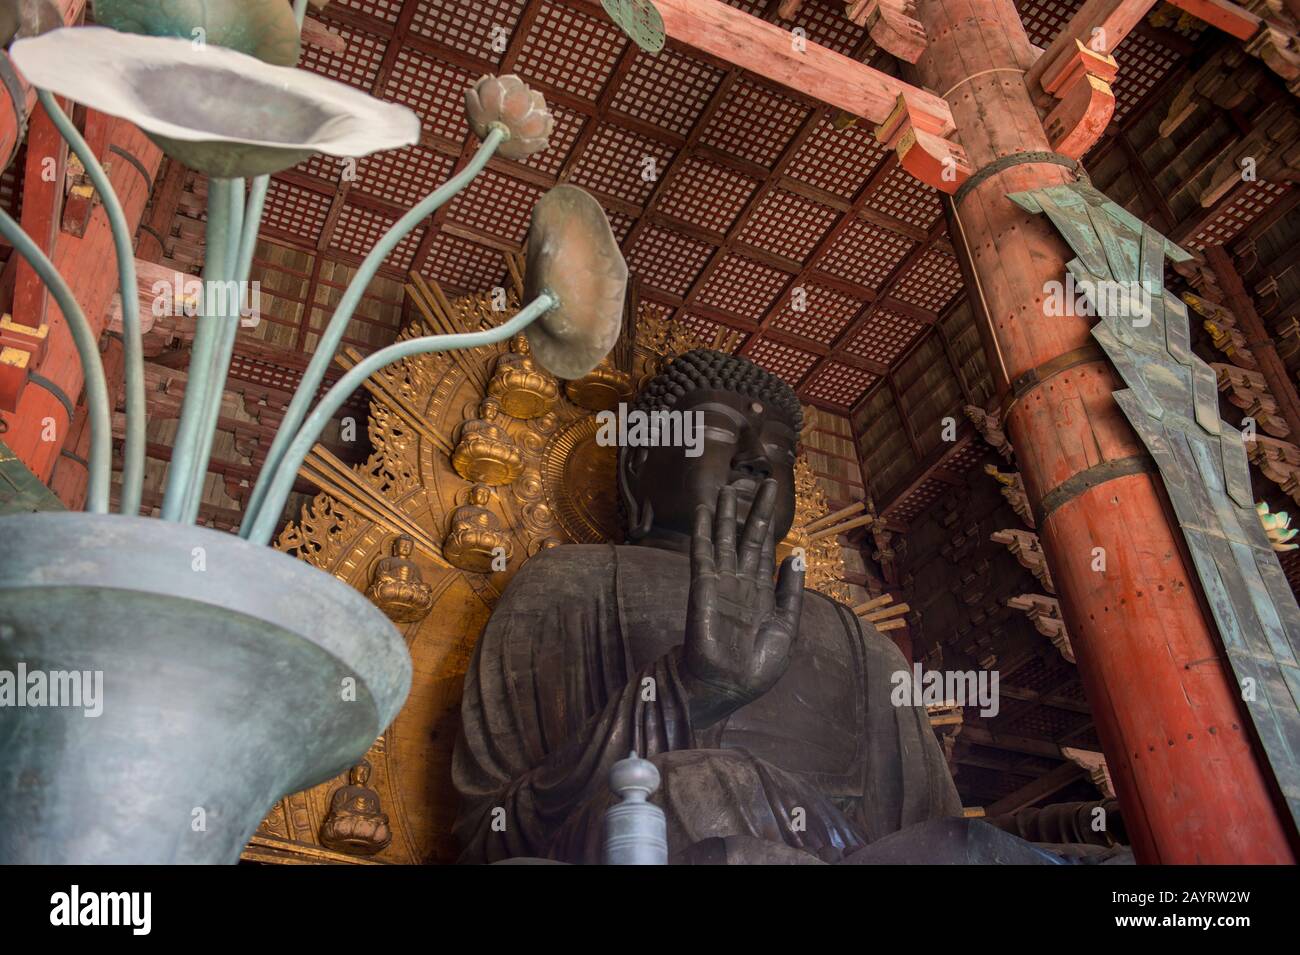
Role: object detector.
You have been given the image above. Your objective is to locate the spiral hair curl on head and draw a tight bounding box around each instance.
[631,349,803,433]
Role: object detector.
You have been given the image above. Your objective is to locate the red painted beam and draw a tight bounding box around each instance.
[1167,0,1261,41]
[652,0,955,134]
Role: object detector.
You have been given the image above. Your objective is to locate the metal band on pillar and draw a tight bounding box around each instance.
[954,151,1083,205]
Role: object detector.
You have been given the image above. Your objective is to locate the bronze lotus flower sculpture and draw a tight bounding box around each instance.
[523,184,628,380]
[9,27,420,177]
[91,0,303,65]
[0,19,640,861]
[465,74,554,161]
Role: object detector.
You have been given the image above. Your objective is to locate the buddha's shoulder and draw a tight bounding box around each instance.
[502,544,616,594]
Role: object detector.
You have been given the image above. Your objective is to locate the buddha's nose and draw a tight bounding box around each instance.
[731,452,771,481]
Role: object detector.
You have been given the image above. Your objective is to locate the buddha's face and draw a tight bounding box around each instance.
[481,399,500,420]
[621,388,798,543]
[470,485,491,506]
[394,537,413,558]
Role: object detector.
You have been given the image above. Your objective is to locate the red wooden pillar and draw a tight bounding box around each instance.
[0,119,160,488]
[911,0,1295,862]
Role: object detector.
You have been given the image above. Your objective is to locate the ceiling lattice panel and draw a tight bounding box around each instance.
[656,158,760,232]
[770,282,863,344]
[694,252,790,320]
[611,46,725,135]
[516,2,628,100]
[699,78,811,169]
[819,216,915,289]
[846,307,927,365]
[410,0,529,64]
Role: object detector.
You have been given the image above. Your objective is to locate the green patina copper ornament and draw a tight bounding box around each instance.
[92,0,302,65]
[10,27,420,178]
[523,184,628,380]
[601,0,664,54]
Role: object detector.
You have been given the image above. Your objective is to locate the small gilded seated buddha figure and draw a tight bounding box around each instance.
[443,483,514,573]
[319,760,392,856]
[365,534,434,624]
[564,352,633,413]
[451,397,524,486]
[488,333,559,419]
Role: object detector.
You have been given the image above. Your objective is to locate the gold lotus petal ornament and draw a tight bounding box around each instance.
[9,27,421,177]
[523,184,628,380]
[465,74,554,161]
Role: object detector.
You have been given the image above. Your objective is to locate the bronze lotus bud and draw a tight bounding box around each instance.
[523,184,628,381]
[464,74,554,161]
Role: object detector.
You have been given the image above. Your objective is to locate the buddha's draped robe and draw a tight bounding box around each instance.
[453,544,960,863]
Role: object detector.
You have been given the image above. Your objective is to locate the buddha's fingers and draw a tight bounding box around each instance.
[692,503,717,579]
[714,485,738,576]
[738,478,777,577]
[773,556,805,636]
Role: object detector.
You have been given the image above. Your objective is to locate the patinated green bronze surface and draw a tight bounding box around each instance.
[0,513,411,863]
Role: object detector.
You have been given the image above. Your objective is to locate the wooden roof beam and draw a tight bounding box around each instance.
[652,0,955,133]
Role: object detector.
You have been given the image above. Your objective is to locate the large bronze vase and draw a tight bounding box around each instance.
[0,513,411,863]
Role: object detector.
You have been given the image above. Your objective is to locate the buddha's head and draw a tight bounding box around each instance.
[349,760,372,786]
[618,349,802,547]
[480,397,501,420]
[469,484,492,507]
[392,535,414,558]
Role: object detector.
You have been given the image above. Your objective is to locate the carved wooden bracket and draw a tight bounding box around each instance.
[991,527,1055,593]
[1007,593,1075,663]
[1061,746,1115,798]
[1184,291,1259,369]
[1247,434,1300,504]
[1039,40,1117,160]
[1211,361,1291,437]
[875,93,973,194]
[985,464,1035,529]
[845,0,927,64]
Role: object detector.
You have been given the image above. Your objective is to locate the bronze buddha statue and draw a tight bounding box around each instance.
[452,350,1122,864]
[452,350,962,864]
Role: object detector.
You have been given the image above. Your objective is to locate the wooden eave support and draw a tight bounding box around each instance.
[1034,38,1119,159]
[874,93,973,193]
[845,1,928,64]
[0,0,86,410]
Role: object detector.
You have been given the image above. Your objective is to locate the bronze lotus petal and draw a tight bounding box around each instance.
[464,74,554,161]
[10,27,420,178]
[523,184,628,380]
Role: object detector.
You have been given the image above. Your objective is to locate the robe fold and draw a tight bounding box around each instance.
[452,543,960,863]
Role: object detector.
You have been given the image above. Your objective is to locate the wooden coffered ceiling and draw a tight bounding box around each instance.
[233,0,1199,417]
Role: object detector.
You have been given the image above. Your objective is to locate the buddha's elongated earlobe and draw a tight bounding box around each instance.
[618,446,652,540]
[629,497,654,541]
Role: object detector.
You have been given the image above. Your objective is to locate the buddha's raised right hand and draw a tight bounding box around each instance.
[681,478,804,729]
